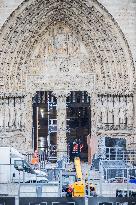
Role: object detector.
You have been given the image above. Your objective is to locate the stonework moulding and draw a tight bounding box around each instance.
[0,0,135,94]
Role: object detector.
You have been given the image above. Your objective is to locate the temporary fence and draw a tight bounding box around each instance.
[24,146,69,170]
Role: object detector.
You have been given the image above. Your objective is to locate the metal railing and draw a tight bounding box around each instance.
[104,147,136,164]
[24,147,70,170]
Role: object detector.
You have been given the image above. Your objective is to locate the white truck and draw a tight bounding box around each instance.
[0,146,48,183]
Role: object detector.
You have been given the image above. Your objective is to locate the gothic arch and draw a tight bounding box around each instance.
[0,0,135,95]
[0,0,135,153]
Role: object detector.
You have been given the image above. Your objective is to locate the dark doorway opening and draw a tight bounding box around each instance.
[66,91,91,162]
[32,91,57,155]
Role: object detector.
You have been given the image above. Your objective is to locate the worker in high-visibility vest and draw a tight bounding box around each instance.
[31,150,39,169]
[66,184,73,197]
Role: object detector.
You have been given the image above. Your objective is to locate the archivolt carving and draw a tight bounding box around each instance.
[0,0,134,95]
[27,24,95,96]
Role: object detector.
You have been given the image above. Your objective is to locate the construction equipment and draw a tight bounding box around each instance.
[71,157,85,197]
[63,157,85,197]
[64,157,96,197]
[0,147,47,183]
[74,157,83,181]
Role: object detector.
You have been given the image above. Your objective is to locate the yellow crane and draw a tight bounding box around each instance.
[65,157,96,197]
[74,157,83,180]
[71,157,85,197]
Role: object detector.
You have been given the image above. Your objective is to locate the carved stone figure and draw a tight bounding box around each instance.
[107,96,113,124]
[119,97,126,125]
[97,97,102,127]
[15,98,21,129]
[126,96,133,127]
[9,98,15,128]
[4,99,10,129]
[101,96,108,124]
[113,97,119,127]
[0,99,4,129]
[20,98,26,128]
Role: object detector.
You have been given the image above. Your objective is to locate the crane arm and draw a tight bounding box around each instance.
[74,157,82,181]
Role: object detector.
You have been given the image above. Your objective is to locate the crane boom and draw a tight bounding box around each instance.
[74,157,82,181]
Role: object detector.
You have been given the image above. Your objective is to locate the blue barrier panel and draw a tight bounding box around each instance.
[88,197,136,205]
[0,197,15,205]
[129,179,136,184]
[19,197,85,205]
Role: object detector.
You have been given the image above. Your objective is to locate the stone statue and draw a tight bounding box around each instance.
[0,99,4,129]
[97,97,102,127]
[119,97,126,125]
[4,98,10,128]
[20,98,26,128]
[107,96,113,124]
[15,98,21,129]
[126,96,133,127]
[101,96,108,125]
[113,96,119,127]
[9,98,15,128]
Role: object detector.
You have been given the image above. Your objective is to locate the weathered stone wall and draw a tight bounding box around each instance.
[0,0,24,28]
[98,0,136,67]
[0,0,135,156]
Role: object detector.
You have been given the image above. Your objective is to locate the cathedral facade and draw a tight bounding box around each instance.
[0,0,136,161]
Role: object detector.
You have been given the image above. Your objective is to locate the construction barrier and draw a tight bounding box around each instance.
[19,197,85,205]
[0,197,15,205]
[0,196,136,205]
[88,197,136,205]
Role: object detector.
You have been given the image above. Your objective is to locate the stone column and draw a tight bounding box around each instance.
[53,90,70,160]
[87,91,98,164]
[23,92,34,152]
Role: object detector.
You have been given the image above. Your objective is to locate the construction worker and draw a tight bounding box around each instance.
[31,150,39,169]
[66,184,73,197]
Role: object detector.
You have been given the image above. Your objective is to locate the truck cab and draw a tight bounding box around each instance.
[0,147,47,183]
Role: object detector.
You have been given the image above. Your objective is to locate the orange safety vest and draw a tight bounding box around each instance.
[68,186,73,193]
[31,157,39,165]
